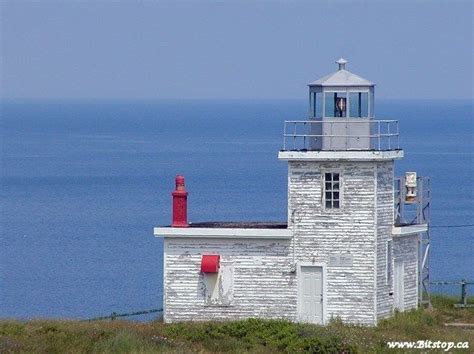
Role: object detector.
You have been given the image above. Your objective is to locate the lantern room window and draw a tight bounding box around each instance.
[349,92,369,117]
[310,91,323,118]
[323,172,341,209]
[325,92,347,117]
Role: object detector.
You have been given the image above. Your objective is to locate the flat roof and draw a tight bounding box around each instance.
[188,221,287,229]
[392,223,428,237]
[154,222,291,239]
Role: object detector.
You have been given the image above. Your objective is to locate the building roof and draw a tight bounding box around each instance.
[188,221,288,229]
[154,223,291,239]
[309,58,374,87]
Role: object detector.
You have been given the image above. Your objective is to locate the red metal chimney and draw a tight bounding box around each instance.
[172,175,188,227]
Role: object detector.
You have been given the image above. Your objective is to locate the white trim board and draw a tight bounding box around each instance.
[278,150,404,161]
[392,224,428,237]
[162,238,168,323]
[154,227,292,239]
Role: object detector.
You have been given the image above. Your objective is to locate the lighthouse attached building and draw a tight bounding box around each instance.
[154,59,430,326]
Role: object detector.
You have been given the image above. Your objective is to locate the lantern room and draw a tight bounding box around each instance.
[276,57,403,152]
[308,58,375,119]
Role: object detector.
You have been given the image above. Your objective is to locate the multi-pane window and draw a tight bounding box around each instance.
[324,172,340,209]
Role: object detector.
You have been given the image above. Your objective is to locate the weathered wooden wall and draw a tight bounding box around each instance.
[376,161,395,321]
[287,161,378,325]
[393,235,419,310]
[162,159,420,325]
[164,238,296,323]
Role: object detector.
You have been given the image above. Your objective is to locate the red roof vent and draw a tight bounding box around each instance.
[201,255,220,273]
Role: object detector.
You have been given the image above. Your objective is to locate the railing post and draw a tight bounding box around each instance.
[461,279,467,307]
[293,122,297,150]
[388,121,391,150]
[397,121,400,149]
[400,178,405,224]
[283,121,286,151]
[378,121,381,151]
[345,119,348,150]
[303,121,307,149]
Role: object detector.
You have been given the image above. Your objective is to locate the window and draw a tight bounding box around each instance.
[310,92,323,118]
[323,172,340,209]
[324,92,347,117]
[349,92,369,117]
[311,92,316,117]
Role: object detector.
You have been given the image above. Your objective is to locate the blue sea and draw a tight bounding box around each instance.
[1,99,473,320]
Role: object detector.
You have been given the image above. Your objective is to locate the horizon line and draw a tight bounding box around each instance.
[2,97,473,102]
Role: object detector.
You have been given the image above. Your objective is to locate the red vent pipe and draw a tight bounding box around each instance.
[172,175,188,227]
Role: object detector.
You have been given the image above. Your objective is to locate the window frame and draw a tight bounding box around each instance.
[322,88,371,118]
[348,91,369,118]
[324,91,347,118]
[309,88,323,118]
[322,171,342,210]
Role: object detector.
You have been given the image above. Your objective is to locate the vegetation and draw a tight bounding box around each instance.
[1,295,472,353]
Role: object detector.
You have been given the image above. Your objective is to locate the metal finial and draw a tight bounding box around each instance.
[336,58,347,70]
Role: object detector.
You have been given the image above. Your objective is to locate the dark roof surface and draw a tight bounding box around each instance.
[394,222,422,227]
[188,221,288,229]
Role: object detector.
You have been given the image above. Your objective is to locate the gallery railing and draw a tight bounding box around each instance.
[282,119,399,151]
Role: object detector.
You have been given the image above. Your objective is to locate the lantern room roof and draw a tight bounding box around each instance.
[309,58,374,87]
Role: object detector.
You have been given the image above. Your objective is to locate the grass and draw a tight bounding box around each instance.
[1,296,472,353]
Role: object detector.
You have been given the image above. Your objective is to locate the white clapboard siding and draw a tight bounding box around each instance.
[162,159,419,325]
[376,161,396,321]
[287,161,378,325]
[164,238,297,323]
[393,235,419,311]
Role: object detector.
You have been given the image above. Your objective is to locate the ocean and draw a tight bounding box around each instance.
[1,99,473,320]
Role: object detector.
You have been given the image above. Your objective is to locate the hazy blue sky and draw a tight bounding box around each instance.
[1,1,472,99]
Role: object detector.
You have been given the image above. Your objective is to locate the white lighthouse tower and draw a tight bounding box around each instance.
[279,59,428,324]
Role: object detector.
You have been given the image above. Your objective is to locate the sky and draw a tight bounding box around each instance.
[1,1,473,100]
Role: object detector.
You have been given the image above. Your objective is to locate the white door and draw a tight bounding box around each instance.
[394,259,405,311]
[299,266,323,324]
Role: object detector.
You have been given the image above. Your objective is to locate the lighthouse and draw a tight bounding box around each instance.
[155,59,430,325]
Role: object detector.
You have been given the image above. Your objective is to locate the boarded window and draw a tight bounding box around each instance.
[203,262,234,306]
[323,172,341,209]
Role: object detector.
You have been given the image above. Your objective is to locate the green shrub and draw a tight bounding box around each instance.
[0,322,25,336]
[164,318,355,353]
[91,330,156,353]
[0,296,472,353]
